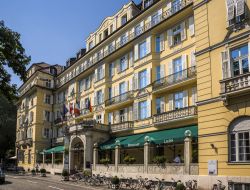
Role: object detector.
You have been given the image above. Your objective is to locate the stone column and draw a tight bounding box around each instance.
[115,145,120,173]
[42,153,45,168]
[93,143,98,171]
[144,141,150,174]
[184,136,192,174]
[52,152,55,169]
[84,132,93,170]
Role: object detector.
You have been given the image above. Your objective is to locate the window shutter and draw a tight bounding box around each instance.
[50,95,53,104]
[167,29,173,47]
[221,50,231,79]
[160,64,165,79]
[134,44,139,61]
[160,97,165,113]
[182,54,187,70]
[125,54,128,69]
[168,94,174,111]
[50,112,53,122]
[129,51,134,67]
[94,93,97,106]
[226,0,235,20]
[101,112,104,123]
[147,16,152,28]
[160,33,165,51]
[191,50,196,67]
[129,106,133,121]
[183,90,188,108]
[102,64,105,78]
[51,80,54,88]
[125,81,129,92]
[236,0,245,17]
[147,99,151,118]
[146,36,151,54]
[101,90,104,103]
[140,21,144,33]
[133,102,138,120]
[131,27,135,36]
[147,68,151,85]
[94,68,98,82]
[112,62,115,76]
[192,87,197,106]
[117,60,121,73]
[129,77,133,91]
[82,79,86,90]
[124,108,128,121]
[189,16,195,37]
[115,111,119,123]
[43,94,46,103]
[133,73,138,90]
[158,8,163,18]
[43,111,46,121]
[168,60,173,75]
[110,112,114,124]
[181,21,186,41]
[167,1,172,11]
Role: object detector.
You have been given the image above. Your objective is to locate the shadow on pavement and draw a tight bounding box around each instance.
[0,181,13,185]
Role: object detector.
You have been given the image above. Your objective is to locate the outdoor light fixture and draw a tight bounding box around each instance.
[210,143,215,149]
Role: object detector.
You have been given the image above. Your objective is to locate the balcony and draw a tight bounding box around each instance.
[56,0,193,88]
[53,137,64,144]
[152,66,196,93]
[105,91,134,107]
[220,72,250,96]
[110,121,134,133]
[153,106,197,126]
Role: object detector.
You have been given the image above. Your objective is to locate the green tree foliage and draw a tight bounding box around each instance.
[0,93,17,160]
[0,20,30,101]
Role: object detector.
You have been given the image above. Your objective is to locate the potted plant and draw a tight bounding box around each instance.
[99,158,111,166]
[111,176,120,189]
[40,168,46,177]
[31,169,36,176]
[83,170,92,177]
[61,169,69,181]
[176,180,185,190]
[152,156,167,166]
[123,155,136,165]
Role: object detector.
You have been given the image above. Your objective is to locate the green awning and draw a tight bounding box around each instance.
[42,146,65,154]
[100,125,197,150]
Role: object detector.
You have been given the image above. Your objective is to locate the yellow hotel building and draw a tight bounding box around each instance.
[16,0,250,189]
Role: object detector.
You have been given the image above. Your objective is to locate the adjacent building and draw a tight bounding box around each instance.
[16,0,250,189]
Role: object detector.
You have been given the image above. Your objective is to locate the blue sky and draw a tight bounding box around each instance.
[0,0,141,87]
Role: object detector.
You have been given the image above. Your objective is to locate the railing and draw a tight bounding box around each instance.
[54,118,68,125]
[56,0,193,88]
[152,66,196,91]
[153,106,197,124]
[53,137,64,144]
[68,120,110,133]
[105,91,134,107]
[220,72,250,94]
[111,121,134,133]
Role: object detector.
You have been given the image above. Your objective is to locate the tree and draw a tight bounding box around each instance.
[0,20,30,101]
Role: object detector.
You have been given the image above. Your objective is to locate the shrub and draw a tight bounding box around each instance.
[176,181,185,190]
[31,169,35,173]
[62,169,69,177]
[40,168,46,174]
[152,156,166,165]
[99,158,110,165]
[123,155,136,164]
[111,176,120,185]
[83,170,92,177]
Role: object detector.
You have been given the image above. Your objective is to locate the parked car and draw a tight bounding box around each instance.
[0,169,5,184]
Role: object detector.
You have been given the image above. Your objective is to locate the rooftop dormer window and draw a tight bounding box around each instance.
[110,24,113,33]
[144,0,153,9]
[121,14,127,26]
[104,29,109,39]
[89,41,94,50]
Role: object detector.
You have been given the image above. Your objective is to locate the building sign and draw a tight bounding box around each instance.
[208,160,217,175]
[164,138,174,144]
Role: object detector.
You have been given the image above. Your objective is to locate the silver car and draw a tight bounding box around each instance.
[0,169,5,184]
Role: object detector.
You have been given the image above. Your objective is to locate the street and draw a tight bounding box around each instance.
[0,174,105,190]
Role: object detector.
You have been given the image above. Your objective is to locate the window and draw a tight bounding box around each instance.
[173,24,181,45]
[172,0,182,13]
[121,14,127,25]
[110,24,113,33]
[44,111,50,122]
[96,115,102,123]
[173,57,183,80]
[108,112,113,124]
[85,77,90,89]
[230,117,250,162]
[119,82,126,95]
[50,67,56,75]
[45,94,51,104]
[155,36,161,53]
[104,29,109,39]
[97,90,103,105]
[43,128,50,138]
[108,87,112,99]
[121,34,127,45]
[45,79,51,88]
[139,41,147,59]
[139,101,147,120]
[144,0,153,8]
[79,79,84,92]
[97,66,103,81]
[108,43,114,53]
[139,69,147,89]
[174,92,184,109]
[156,98,161,114]
[156,66,161,81]
[229,183,250,190]
[152,13,160,26]
[119,109,125,122]
[89,41,94,50]
[109,63,114,77]
[231,45,249,77]
[227,0,246,26]
[120,56,127,72]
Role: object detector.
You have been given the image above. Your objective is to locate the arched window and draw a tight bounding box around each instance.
[229,116,250,162]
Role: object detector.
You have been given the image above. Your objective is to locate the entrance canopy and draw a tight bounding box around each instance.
[100,125,197,150]
[41,146,65,154]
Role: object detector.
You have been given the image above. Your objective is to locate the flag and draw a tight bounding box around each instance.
[62,104,68,119]
[69,103,73,115]
[74,100,80,116]
[86,98,92,112]
[70,87,75,97]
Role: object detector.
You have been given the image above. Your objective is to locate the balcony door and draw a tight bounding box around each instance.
[173,57,183,81]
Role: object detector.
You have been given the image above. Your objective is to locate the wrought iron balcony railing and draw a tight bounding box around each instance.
[110,121,134,133]
[220,72,250,94]
[56,0,193,88]
[105,91,134,107]
[153,106,197,125]
[152,66,196,91]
